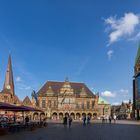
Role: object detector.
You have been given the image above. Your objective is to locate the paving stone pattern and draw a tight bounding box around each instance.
[1,121,140,140]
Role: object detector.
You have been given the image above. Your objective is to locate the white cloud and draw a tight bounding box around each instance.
[107,50,114,60]
[101,90,116,97]
[123,100,129,103]
[112,102,121,105]
[24,86,31,90]
[105,12,140,45]
[17,83,31,90]
[16,76,21,82]
[16,76,32,90]
[119,89,129,94]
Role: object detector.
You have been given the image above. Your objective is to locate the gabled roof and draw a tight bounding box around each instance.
[37,81,95,97]
[22,96,32,106]
[135,43,140,65]
[14,95,21,104]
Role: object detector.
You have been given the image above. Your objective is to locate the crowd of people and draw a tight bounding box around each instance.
[0,115,30,128]
[102,114,117,124]
[63,115,91,128]
[82,115,91,126]
[1,113,117,129]
[63,116,72,128]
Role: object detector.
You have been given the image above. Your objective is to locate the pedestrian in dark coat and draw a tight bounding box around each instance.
[87,116,91,125]
[83,116,86,126]
[109,116,112,124]
[63,116,67,127]
[68,116,72,128]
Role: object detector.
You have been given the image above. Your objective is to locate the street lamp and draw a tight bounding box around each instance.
[13,102,16,123]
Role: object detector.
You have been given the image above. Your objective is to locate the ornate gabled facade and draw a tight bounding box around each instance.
[0,54,20,105]
[22,96,32,106]
[35,79,110,120]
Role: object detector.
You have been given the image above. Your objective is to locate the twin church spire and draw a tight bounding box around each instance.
[2,54,15,96]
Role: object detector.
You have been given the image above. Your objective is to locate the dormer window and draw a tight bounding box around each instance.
[80,87,87,96]
[46,86,54,95]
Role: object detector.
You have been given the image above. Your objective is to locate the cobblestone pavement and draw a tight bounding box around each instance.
[1,121,140,140]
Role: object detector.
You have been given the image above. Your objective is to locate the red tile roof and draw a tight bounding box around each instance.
[37,81,95,97]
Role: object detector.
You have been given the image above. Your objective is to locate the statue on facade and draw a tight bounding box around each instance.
[31,90,39,106]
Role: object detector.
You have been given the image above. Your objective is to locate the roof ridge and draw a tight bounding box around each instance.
[47,80,85,84]
[23,96,31,101]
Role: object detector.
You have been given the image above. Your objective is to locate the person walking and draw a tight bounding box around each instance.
[83,116,86,126]
[87,115,91,125]
[102,116,105,123]
[43,117,48,127]
[113,114,117,123]
[25,116,29,127]
[109,116,112,124]
[63,116,67,128]
[106,115,109,123]
[105,115,108,123]
[68,116,72,128]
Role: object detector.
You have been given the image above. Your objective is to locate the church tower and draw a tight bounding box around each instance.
[2,54,15,96]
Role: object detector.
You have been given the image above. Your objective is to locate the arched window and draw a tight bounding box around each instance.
[87,101,90,109]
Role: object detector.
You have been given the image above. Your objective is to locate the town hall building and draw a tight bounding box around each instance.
[0,54,111,120]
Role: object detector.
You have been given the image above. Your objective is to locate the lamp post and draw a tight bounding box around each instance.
[103,107,105,116]
[69,98,70,117]
[13,102,16,123]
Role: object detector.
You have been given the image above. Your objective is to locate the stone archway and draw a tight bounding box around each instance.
[52,112,57,120]
[87,113,92,119]
[70,113,75,120]
[76,113,81,120]
[65,112,69,117]
[33,112,39,120]
[59,112,63,120]
[40,113,45,121]
[93,113,97,119]
[82,113,86,119]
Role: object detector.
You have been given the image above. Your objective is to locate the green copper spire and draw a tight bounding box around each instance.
[98,97,109,105]
[135,43,140,65]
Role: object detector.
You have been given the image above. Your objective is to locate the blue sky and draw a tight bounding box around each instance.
[0,0,140,105]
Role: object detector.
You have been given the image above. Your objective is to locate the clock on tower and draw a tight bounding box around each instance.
[6,85,11,89]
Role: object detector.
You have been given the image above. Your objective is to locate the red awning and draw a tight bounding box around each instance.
[0,102,18,110]
[0,102,43,112]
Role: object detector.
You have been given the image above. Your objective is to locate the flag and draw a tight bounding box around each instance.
[61,90,67,105]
